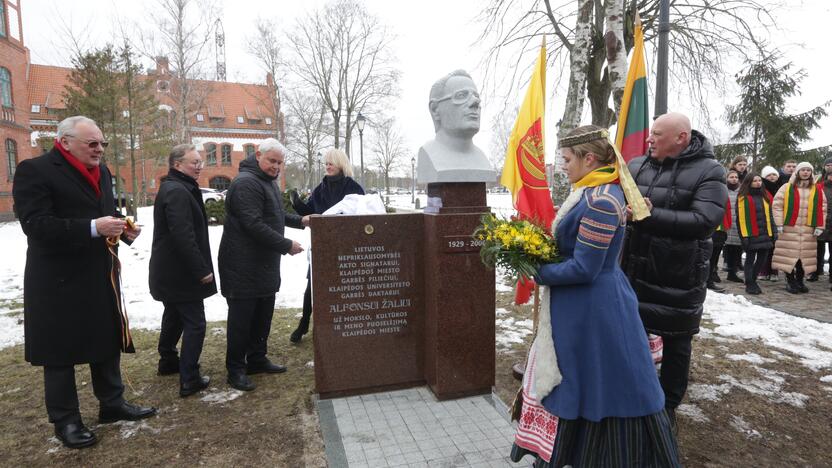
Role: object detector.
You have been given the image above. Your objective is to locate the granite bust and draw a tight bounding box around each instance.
[417,70,497,184]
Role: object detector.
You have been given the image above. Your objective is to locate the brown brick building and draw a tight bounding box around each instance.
[0,0,285,220]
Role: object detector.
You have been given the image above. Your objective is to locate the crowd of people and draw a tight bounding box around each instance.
[709,156,831,295]
[12,116,362,449]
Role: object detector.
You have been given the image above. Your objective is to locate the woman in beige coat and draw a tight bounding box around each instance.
[772,162,828,293]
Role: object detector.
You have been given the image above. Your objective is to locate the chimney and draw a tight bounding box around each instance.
[156,57,170,76]
[266,72,275,89]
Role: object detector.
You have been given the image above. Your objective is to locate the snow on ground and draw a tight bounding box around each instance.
[200,388,243,405]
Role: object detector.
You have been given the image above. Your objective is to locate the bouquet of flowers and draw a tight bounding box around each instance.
[473,213,560,279]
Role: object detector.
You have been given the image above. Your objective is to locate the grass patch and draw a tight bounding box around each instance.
[0,307,326,466]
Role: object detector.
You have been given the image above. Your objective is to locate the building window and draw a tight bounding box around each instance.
[265,117,272,125]
[236,116,244,124]
[31,104,40,113]
[6,139,17,180]
[221,144,232,166]
[210,176,231,191]
[205,143,217,166]
[0,2,6,38]
[0,68,11,107]
[196,113,205,122]
[244,144,255,158]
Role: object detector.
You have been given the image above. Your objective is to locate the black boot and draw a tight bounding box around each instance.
[745,281,762,295]
[797,278,809,293]
[785,273,800,294]
[707,281,726,293]
[807,272,819,282]
[726,272,744,283]
[290,315,310,343]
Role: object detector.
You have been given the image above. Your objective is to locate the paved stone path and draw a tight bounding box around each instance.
[714,269,832,323]
[316,387,528,467]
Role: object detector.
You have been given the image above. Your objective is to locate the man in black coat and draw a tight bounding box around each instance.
[622,112,727,430]
[149,144,217,397]
[12,116,156,449]
[218,138,305,391]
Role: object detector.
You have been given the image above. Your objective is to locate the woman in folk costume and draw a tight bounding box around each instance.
[510,126,679,468]
[707,190,733,292]
[735,173,777,295]
[809,156,832,284]
[760,165,783,281]
[772,161,827,294]
[723,170,744,283]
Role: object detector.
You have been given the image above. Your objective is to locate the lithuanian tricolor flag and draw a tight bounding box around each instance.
[615,13,649,162]
[500,38,555,304]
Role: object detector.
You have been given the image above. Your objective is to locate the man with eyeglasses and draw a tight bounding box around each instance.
[149,144,216,397]
[12,115,156,449]
[417,69,496,184]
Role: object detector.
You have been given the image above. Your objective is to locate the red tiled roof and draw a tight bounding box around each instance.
[26,64,279,132]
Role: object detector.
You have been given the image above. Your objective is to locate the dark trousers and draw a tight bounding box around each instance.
[709,232,726,280]
[295,276,312,335]
[724,245,743,275]
[817,241,831,275]
[760,248,775,277]
[659,335,693,410]
[743,249,769,286]
[44,355,124,426]
[158,300,207,384]
[226,294,276,374]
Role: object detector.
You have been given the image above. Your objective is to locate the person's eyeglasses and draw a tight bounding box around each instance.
[434,88,480,105]
[65,134,109,149]
[178,159,204,169]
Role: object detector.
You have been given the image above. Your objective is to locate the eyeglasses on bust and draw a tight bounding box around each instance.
[433,88,480,105]
[64,134,109,149]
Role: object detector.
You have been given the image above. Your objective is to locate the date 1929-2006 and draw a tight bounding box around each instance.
[443,236,484,253]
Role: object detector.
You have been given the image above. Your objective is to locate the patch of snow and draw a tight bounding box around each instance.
[702,354,714,359]
[201,389,243,405]
[687,383,732,402]
[820,375,832,383]
[495,316,533,349]
[306,360,315,368]
[677,403,709,423]
[717,374,808,408]
[496,308,509,316]
[729,415,762,439]
[726,353,775,364]
[45,436,62,454]
[115,420,160,439]
[210,327,226,336]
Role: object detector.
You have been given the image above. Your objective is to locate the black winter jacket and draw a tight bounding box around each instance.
[218,156,304,298]
[293,174,364,215]
[622,130,728,336]
[818,176,832,242]
[149,169,217,302]
[736,189,776,251]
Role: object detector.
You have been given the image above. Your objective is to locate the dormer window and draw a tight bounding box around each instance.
[196,114,205,122]
[265,117,273,125]
[237,116,244,124]
[31,104,41,113]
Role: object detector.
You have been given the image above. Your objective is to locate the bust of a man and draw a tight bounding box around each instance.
[417,70,497,184]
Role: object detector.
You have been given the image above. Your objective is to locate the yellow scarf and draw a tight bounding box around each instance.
[573,165,619,188]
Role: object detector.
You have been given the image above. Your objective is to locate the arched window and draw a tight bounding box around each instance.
[0,68,11,107]
[5,139,17,180]
[210,176,231,191]
[221,144,232,166]
[244,144,255,158]
[205,143,217,166]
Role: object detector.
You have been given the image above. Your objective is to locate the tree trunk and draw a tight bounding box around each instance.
[559,0,593,137]
[604,0,627,120]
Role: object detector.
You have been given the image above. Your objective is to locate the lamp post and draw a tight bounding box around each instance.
[654,0,670,117]
[411,156,416,205]
[302,163,307,191]
[356,112,366,187]
[316,151,322,183]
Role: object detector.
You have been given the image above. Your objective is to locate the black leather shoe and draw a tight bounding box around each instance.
[180,375,210,397]
[246,361,287,375]
[726,273,744,283]
[707,282,726,293]
[55,422,97,449]
[745,283,762,295]
[227,373,256,391]
[99,402,158,424]
[158,359,180,376]
[806,273,819,282]
[798,282,809,293]
[289,329,304,343]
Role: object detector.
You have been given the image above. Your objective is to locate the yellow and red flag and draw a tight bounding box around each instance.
[501,38,555,304]
[615,13,649,162]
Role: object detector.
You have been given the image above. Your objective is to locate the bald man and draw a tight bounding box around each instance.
[621,112,727,433]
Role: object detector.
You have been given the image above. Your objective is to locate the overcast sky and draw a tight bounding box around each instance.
[20,0,832,170]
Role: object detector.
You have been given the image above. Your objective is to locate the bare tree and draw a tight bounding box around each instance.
[246,18,285,141]
[488,105,520,172]
[477,0,778,131]
[371,117,407,195]
[284,89,331,191]
[286,0,399,157]
[141,0,217,141]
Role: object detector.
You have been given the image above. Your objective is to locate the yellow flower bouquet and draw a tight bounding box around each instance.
[473,213,560,279]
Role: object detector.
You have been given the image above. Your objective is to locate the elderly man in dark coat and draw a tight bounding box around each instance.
[12,116,156,449]
[149,144,217,397]
[621,112,728,431]
[218,138,305,391]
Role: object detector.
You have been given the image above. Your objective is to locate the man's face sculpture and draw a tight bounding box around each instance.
[432,75,481,137]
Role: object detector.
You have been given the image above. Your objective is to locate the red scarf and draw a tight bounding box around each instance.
[55,139,101,197]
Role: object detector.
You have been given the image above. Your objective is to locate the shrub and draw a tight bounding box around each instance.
[205,200,226,225]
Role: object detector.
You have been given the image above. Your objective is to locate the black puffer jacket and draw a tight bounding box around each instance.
[622,130,728,336]
[218,156,303,299]
[149,169,217,302]
[736,189,776,251]
[293,174,365,215]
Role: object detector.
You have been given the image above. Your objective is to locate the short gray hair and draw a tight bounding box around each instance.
[258,138,286,156]
[57,116,97,138]
[169,143,196,168]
